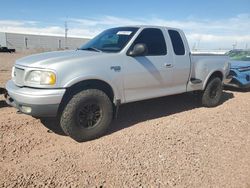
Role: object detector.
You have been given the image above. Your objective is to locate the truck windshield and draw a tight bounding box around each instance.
[80,27,139,53]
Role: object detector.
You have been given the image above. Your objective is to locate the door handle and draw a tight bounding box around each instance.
[164,63,172,68]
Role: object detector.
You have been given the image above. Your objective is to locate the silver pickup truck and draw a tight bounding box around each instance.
[5,26,231,141]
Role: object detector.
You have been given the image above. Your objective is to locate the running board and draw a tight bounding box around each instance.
[190,78,202,84]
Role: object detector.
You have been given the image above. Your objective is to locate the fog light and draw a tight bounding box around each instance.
[20,106,32,113]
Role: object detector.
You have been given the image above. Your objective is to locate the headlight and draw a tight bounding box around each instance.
[26,70,56,85]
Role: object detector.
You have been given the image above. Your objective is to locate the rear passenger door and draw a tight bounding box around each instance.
[123,28,174,103]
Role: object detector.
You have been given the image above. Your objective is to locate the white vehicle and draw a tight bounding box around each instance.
[5,26,231,141]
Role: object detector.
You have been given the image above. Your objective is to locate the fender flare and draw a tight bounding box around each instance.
[202,69,224,90]
[63,75,123,103]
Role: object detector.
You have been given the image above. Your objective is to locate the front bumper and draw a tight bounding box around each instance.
[5,80,66,117]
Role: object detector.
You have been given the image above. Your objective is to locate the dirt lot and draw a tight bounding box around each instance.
[0,52,250,187]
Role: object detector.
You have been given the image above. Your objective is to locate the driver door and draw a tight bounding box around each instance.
[123,28,174,103]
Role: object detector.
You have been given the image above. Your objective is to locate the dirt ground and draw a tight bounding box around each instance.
[0,52,250,187]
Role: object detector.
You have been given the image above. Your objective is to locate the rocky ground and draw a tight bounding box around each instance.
[0,52,249,187]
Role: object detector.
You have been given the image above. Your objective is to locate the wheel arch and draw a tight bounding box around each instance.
[64,79,115,101]
[203,70,223,90]
[58,78,120,116]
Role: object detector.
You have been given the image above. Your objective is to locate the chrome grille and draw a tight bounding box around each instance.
[13,67,25,86]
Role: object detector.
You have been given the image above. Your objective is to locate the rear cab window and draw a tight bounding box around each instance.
[131,28,167,56]
[168,30,185,55]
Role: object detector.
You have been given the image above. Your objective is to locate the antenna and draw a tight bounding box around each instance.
[65,21,68,49]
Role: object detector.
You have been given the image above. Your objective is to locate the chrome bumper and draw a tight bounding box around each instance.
[5,80,66,117]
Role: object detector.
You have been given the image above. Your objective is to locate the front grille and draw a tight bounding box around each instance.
[13,67,25,86]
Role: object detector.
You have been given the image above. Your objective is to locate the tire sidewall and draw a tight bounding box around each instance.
[60,89,113,142]
[202,77,223,107]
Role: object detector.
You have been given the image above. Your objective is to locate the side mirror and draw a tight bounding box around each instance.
[128,43,147,57]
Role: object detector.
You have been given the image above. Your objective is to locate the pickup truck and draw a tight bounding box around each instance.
[5,26,231,142]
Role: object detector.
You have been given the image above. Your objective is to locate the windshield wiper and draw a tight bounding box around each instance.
[80,47,102,52]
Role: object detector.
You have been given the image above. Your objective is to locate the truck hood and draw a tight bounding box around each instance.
[15,50,110,68]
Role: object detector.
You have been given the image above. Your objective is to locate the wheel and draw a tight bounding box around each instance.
[0,87,6,95]
[201,77,223,107]
[60,89,113,142]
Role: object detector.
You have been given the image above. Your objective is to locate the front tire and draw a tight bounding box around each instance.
[201,77,223,107]
[0,87,6,95]
[60,89,113,142]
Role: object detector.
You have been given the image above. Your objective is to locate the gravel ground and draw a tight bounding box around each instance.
[0,52,250,187]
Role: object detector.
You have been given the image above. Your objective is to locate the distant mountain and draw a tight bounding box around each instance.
[226,49,250,61]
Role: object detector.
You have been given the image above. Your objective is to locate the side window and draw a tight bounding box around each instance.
[168,30,185,55]
[132,28,167,56]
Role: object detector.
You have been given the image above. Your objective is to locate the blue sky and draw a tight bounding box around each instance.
[0,0,250,49]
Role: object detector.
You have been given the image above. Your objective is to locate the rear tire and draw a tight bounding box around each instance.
[60,89,113,142]
[201,77,223,107]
